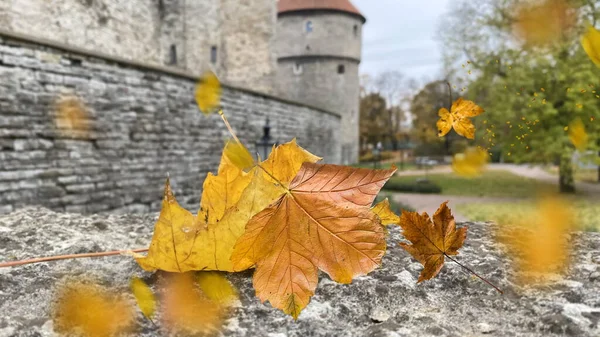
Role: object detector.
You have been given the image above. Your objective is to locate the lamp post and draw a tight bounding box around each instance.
[256,117,277,160]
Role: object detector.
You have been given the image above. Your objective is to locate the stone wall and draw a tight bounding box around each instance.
[0,0,278,92]
[0,31,341,215]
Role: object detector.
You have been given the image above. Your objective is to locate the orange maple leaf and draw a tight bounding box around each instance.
[398,202,467,282]
[231,163,396,318]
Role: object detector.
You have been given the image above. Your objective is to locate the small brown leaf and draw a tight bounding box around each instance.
[398,202,467,282]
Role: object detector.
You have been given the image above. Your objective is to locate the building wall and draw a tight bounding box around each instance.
[0,0,277,92]
[275,11,362,164]
[276,11,363,60]
[0,33,341,214]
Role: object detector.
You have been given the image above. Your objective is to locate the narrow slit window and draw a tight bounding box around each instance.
[337,64,345,74]
[353,25,358,37]
[169,45,177,65]
[305,20,313,33]
[293,63,303,75]
[211,46,218,64]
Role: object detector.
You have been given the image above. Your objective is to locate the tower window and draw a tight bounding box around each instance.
[305,20,313,33]
[353,25,358,37]
[293,63,303,75]
[337,64,345,74]
[169,45,177,65]
[211,46,217,64]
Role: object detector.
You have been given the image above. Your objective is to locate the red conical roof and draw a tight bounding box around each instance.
[278,0,365,22]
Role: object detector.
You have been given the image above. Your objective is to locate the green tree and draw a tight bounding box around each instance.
[439,0,600,192]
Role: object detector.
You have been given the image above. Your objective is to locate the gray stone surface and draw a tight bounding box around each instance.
[0,35,341,214]
[1,207,600,336]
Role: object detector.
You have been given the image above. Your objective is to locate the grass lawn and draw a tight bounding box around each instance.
[383,170,557,198]
[545,166,599,184]
[457,200,600,231]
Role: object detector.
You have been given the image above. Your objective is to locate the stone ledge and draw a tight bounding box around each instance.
[0,207,599,336]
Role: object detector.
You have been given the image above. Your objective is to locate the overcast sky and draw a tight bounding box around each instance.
[353,0,451,84]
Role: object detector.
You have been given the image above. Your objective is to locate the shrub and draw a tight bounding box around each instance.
[382,178,442,194]
[359,151,395,163]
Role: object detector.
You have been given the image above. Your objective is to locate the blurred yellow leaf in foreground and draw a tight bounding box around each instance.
[53,280,135,337]
[582,24,600,66]
[195,71,221,114]
[452,147,489,177]
[54,94,90,138]
[130,277,156,321]
[161,272,231,335]
[514,0,575,47]
[568,118,588,151]
[497,195,574,284]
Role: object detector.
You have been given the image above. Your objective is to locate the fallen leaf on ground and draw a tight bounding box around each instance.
[452,147,489,177]
[195,71,221,114]
[134,140,320,272]
[130,277,156,320]
[437,98,484,139]
[398,202,467,282]
[231,163,396,318]
[568,118,588,151]
[582,24,600,66]
[513,0,575,47]
[53,280,135,337]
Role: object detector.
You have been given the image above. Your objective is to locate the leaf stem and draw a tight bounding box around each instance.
[0,248,149,268]
[444,253,504,294]
[218,110,243,146]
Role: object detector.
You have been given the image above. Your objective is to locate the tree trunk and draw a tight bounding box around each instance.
[559,148,576,193]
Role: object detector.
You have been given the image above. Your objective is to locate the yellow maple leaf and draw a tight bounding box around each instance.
[582,24,600,66]
[195,71,221,114]
[371,198,400,226]
[513,0,575,47]
[130,277,156,320]
[53,280,135,337]
[452,147,489,177]
[134,140,320,272]
[568,118,588,151]
[437,98,484,139]
[231,163,396,319]
[497,195,574,284]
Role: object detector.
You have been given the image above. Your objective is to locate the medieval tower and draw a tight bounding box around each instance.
[274,0,364,164]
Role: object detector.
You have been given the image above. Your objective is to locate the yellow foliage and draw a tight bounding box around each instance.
[437,98,484,139]
[195,71,221,114]
[452,147,489,177]
[53,280,135,337]
[130,277,156,320]
[222,139,255,171]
